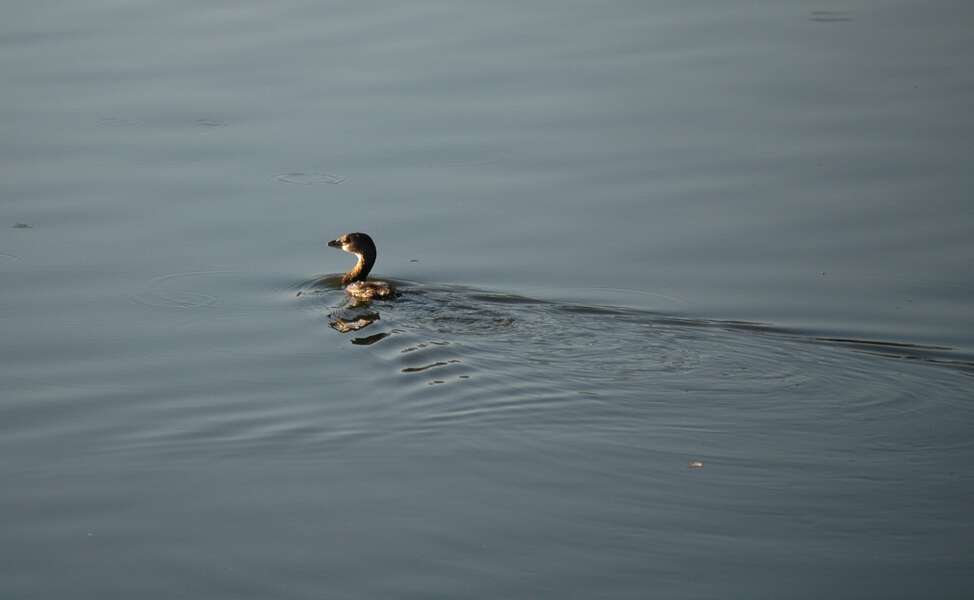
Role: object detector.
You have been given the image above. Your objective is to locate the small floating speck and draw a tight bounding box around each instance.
[12,223,32,229]
[688,460,705,469]
[276,172,346,185]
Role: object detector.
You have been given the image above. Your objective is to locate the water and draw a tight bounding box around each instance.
[2,1,973,598]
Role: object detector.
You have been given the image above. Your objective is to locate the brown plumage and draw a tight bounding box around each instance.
[327,232,396,300]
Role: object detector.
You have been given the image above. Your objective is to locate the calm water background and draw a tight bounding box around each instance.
[2,1,973,598]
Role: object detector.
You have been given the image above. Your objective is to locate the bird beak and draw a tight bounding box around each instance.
[327,239,341,248]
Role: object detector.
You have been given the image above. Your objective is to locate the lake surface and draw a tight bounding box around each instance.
[2,1,973,598]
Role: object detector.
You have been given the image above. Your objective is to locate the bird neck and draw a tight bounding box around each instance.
[343,252,374,284]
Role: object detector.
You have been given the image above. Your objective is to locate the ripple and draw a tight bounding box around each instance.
[813,337,974,375]
[130,270,296,312]
[130,271,226,309]
[808,10,853,22]
[275,172,346,185]
[98,116,143,127]
[562,285,691,312]
[195,118,227,127]
[401,360,460,374]
[424,148,511,168]
[97,116,231,128]
[351,332,390,346]
[293,281,974,453]
[107,276,974,467]
[359,145,511,169]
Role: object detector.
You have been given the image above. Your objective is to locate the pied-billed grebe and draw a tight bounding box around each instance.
[327,232,396,300]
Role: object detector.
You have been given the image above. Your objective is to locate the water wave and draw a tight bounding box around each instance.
[112,272,973,458]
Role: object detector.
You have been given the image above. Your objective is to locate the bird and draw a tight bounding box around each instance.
[327,232,396,301]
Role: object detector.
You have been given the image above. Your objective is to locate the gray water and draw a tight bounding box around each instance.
[2,1,973,598]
